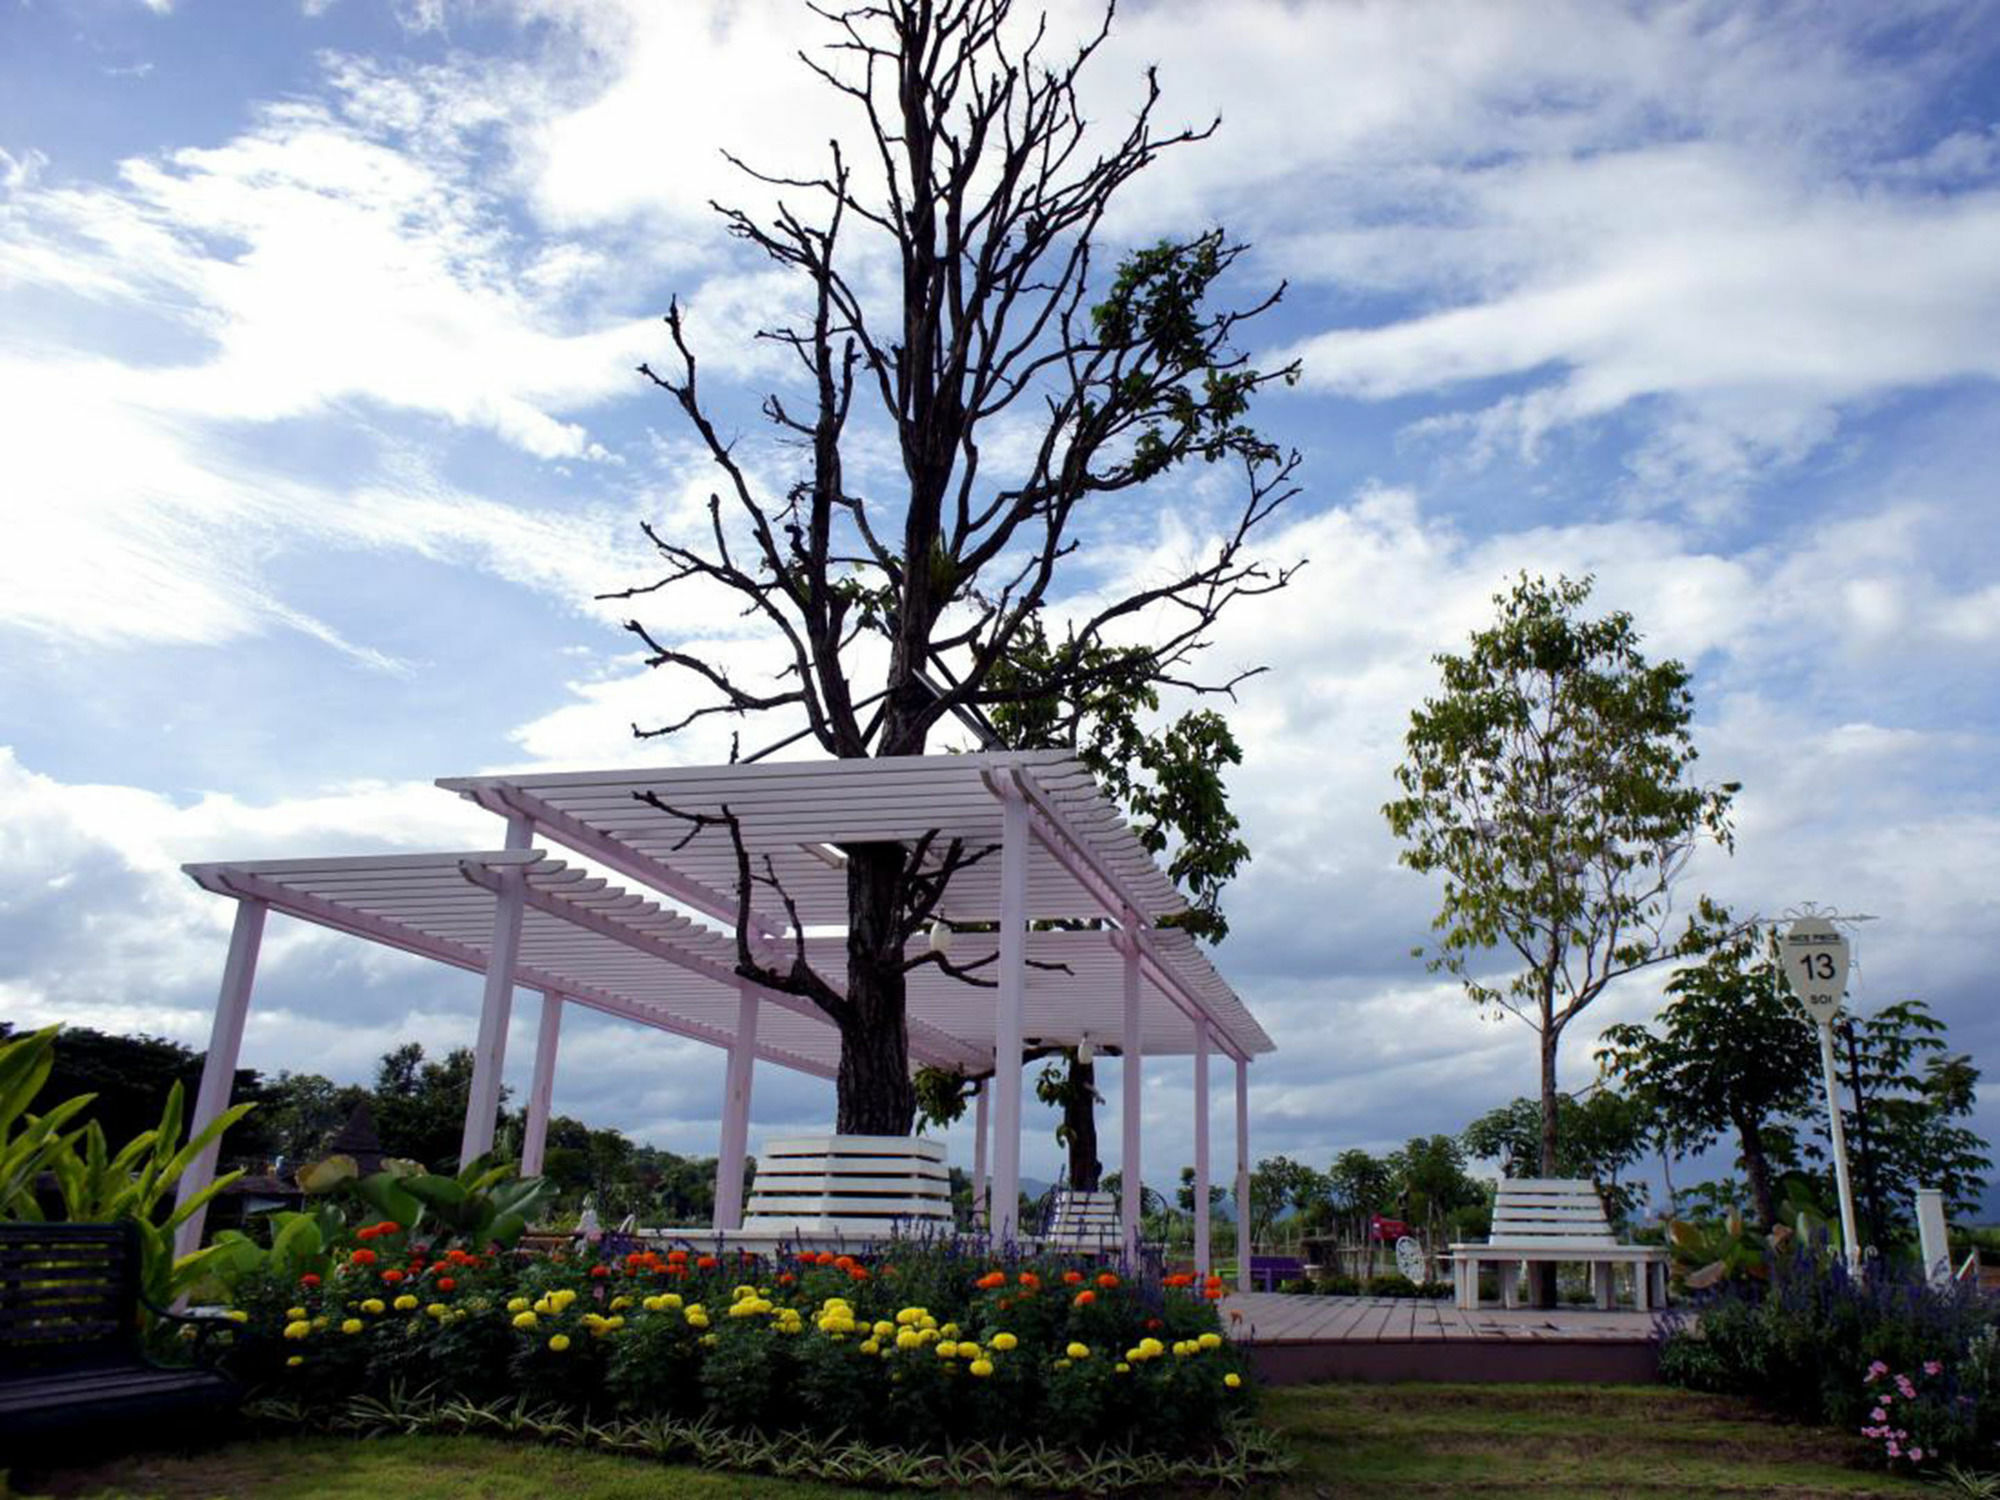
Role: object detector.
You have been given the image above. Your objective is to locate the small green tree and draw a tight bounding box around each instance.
[1829,999,1991,1239]
[1247,1155,1328,1246]
[1383,573,1738,1180]
[1595,925,1820,1228]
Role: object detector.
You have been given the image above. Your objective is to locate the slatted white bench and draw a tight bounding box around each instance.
[1449,1178,1668,1312]
[738,1134,953,1241]
[1041,1189,1121,1251]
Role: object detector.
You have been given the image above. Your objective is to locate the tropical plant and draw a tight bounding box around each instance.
[0,1026,95,1219]
[296,1151,557,1254]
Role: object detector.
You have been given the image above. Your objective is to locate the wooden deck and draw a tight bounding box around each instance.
[1222,1292,1665,1385]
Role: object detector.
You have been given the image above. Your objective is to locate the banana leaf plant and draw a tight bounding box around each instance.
[1668,1174,1842,1291]
[1,1027,257,1305]
[200,1201,346,1295]
[1,1026,98,1218]
[297,1151,555,1254]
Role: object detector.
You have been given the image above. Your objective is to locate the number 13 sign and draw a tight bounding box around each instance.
[1782,916,1851,1024]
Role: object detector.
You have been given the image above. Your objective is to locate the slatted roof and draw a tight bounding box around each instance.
[182,842,1272,1072]
[436,751,1185,933]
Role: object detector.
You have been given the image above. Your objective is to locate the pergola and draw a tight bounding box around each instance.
[171,752,1274,1282]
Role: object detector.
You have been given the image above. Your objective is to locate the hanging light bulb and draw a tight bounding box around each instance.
[927,920,954,958]
[1076,1033,1094,1064]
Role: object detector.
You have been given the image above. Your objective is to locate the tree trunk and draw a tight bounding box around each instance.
[1735,1113,1776,1229]
[1065,1055,1102,1192]
[1532,1022,1561,1307]
[835,843,916,1136]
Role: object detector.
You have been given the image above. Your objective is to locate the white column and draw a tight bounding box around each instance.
[1193,1020,1211,1277]
[172,899,267,1261]
[1120,927,1143,1254]
[972,1080,990,1231]
[991,789,1029,1241]
[1235,1054,1252,1292]
[521,991,564,1178]
[713,981,760,1231]
[461,814,531,1167]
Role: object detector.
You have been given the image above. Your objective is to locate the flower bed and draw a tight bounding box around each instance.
[218,1230,1253,1457]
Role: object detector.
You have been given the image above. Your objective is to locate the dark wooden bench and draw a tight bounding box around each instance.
[1,1221,238,1443]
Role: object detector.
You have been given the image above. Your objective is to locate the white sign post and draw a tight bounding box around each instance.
[1781,917,1860,1267]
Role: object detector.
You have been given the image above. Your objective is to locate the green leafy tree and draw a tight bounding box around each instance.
[372,1043,490,1173]
[1326,1149,1395,1242]
[259,1069,372,1165]
[1827,999,1991,1240]
[612,0,1301,1136]
[1383,573,1738,1179]
[1247,1155,1327,1246]
[1387,1134,1485,1253]
[1460,1090,1651,1223]
[1595,925,1820,1228]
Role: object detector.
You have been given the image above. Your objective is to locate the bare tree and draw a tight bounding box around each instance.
[610,0,1302,1135]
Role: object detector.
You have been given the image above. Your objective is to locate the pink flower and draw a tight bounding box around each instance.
[1886,1443,1901,1458]
[1870,1407,1887,1422]
[1923,1361,1942,1376]
[1866,1360,1888,1380]
[1911,1447,1925,1462]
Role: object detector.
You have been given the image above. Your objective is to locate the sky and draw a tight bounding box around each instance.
[3,0,1998,1208]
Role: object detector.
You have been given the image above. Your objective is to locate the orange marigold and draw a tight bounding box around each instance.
[1096,1272,1119,1289]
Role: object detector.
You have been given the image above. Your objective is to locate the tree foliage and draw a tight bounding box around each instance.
[1595,923,1820,1228]
[1383,573,1737,1175]
[1460,1090,1651,1223]
[612,0,1301,1135]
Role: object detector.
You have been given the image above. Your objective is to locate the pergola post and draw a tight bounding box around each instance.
[714,980,760,1231]
[1119,922,1143,1254]
[972,1080,990,1232]
[461,814,531,1167]
[991,787,1029,1242]
[1235,1054,1252,1292]
[172,898,267,1262]
[1193,1020,1211,1278]
[521,990,564,1178]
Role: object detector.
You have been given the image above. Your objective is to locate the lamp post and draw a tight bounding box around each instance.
[1780,915,1860,1267]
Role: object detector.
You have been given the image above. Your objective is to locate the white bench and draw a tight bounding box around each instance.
[1041,1189,1121,1251]
[1449,1178,1668,1311]
[739,1134,953,1239]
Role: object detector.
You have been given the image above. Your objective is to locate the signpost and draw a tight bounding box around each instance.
[1780,916,1860,1266]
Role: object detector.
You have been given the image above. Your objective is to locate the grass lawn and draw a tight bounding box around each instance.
[8,1384,1938,1498]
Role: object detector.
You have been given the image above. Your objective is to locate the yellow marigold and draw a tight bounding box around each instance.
[513,1311,539,1330]
[941,1322,961,1339]
[610,1296,633,1311]
[548,1334,571,1352]
[340,1318,363,1335]
[661,1293,684,1310]
[1115,1362,1131,1374]
[895,1307,924,1326]
[426,1303,448,1318]
[859,1339,880,1355]
[224,1309,249,1323]
[286,1306,307,1320]
[1225,1372,1243,1389]
[360,1299,385,1315]
[918,1327,939,1345]
[552,1289,578,1310]
[1173,1341,1193,1358]
[1066,1342,1090,1360]
[393,1295,418,1312]
[958,1341,982,1361]
[1138,1337,1164,1358]
[969,1359,994,1378]
[895,1329,921,1351]
[507,1297,530,1313]
[1054,1358,1072,1371]
[282,1320,311,1341]
[991,1332,1017,1352]
[685,1310,710,1329]
[734,1284,758,1300]
[700,1332,718,1347]
[936,1341,958,1359]
[873,1320,895,1338]
[286,1355,304,1367]
[1198,1332,1222,1351]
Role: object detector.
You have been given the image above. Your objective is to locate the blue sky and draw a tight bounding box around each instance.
[3,0,1998,1202]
